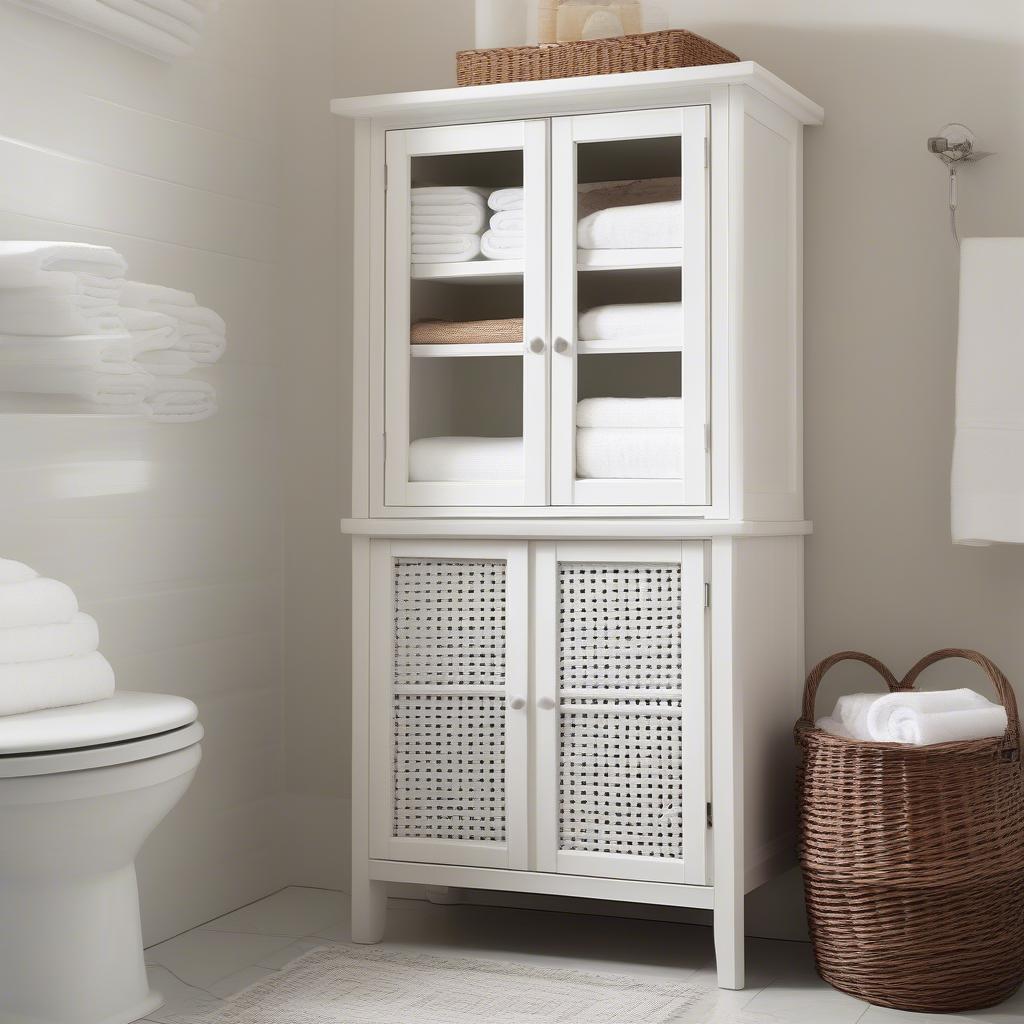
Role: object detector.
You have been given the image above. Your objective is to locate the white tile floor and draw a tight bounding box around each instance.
[142,887,1024,1024]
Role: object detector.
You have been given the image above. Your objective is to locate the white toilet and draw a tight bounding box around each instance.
[0,691,203,1024]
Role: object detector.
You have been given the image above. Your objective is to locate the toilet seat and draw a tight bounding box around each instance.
[0,692,202,778]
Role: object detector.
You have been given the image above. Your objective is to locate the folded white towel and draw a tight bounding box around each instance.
[145,375,217,423]
[951,238,1024,545]
[410,234,481,264]
[0,333,135,372]
[576,397,683,429]
[489,210,524,234]
[412,205,488,235]
[0,577,78,628]
[0,365,155,406]
[0,290,125,337]
[409,436,523,482]
[120,282,226,364]
[576,427,683,479]
[480,230,523,261]
[833,692,882,740]
[411,186,489,207]
[488,187,523,212]
[120,307,179,356]
[137,348,198,376]
[98,0,200,43]
[0,559,36,585]
[0,612,99,664]
[0,651,115,717]
[0,241,126,289]
[578,301,682,342]
[577,200,683,250]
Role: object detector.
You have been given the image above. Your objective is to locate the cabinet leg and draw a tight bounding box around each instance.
[713,900,745,990]
[351,878,387,944]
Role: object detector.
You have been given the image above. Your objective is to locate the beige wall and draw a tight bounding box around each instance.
[285,0,1024,939]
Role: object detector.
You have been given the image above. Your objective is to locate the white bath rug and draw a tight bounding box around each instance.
[167,944,709,1024]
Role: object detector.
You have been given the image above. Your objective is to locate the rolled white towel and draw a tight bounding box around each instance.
[0,333,135,372]
[865,689,998,743]
[488,187,523,212]
[145,376,217,423]
[0,241,126,289]
[0,365,156,406]
[0,651,115,717]
[480,230,523,261]
[577,200,683,250]
[833,692,883,741]
[576,397,682,429]
[0,559,37,585]
[576,427,683,479]
[410,234,481,264]
[409,436,523,482]
[0,577,78,628]
[578,301,682,342]
[0,612,99,664]
[489,210,524,234]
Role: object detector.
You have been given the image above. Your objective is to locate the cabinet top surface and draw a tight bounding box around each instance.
[330,61,823,126]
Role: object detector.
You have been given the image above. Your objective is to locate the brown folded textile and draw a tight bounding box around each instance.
[410,318,524,345]
[577,176,681,221]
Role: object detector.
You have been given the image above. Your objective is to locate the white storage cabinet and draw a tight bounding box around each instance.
[334,62,822,990]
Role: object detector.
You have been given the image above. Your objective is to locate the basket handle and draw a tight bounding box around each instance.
[900,648,1020,756]
[800,651,904,727]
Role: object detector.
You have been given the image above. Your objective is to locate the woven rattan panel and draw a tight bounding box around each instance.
[558,563,684,859]
[392,558,507,843]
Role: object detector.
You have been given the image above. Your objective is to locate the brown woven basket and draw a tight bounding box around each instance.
[456,30,739,87]
[795,650,1024,1013]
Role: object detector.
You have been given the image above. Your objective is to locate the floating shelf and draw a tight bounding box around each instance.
[410,343,523,358]
[576,337,682,356]
[411,260,523,285]
[577,248,683,272]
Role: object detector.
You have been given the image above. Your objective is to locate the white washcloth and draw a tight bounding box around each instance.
[0,559,36,585]
[578,301,682,342]
[951,238,1024,545]
[0,577,78,628]
[98,0,200,43]
[488,187,523,212]
[0,612,99,664]
[576,397,682,429]
[576,427,683,479]
[0,241,126,288]
[0,290,125,336]
[411,186,489,207]
[145,376,217,423]
[0,365,155,405]
[409,436,523,482]
[0,334,134,371]
[577,200,683,250]
[9,0,198,59]
[411,234,481,264]
[489,210,524,234]
[481,230,523,261]
[0,651,115,717]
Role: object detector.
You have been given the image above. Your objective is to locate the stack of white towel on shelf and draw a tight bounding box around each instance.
[10,0,217,61]
[577,176,682,251]
[410,186,489,264]
[409,436,523,483]
[0,557,115,718]
[817,689,1008,746]
[482,187,524,261]
[579,301,682,346]
[576,397,683,480]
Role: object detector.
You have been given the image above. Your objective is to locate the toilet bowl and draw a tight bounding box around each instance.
[0,692,203,1024]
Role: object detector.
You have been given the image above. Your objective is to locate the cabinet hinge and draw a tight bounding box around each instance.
[703,137,709,169]
[706,802,713,828]
[704,581,711,609]
[703,423,711,452]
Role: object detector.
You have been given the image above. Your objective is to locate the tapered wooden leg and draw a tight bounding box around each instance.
[351,876,387,944]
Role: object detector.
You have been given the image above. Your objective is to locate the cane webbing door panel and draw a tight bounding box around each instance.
[533,541,708,884]
[369,540,528,868]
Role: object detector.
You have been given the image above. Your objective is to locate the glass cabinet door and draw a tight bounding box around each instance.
[383,121,548,509]
[550,107,710,508]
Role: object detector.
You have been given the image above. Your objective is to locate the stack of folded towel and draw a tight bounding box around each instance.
[409,436,524,482]
[410,186,489,264]
[482,188,524,261]
[578,301,682,345]
[119,282,224,422]
[576,397,683,479]
[577,176,682,251]
[0,557,115,717]
[11,0,217,61]
[818,689,1009,746]
[0,241,155,408]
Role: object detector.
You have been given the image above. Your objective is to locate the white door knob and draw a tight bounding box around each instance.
[537,696,556,711]
[527,337,545,354]
[553,337,570,355]
[508,696,527,710]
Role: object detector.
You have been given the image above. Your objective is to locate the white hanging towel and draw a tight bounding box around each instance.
[0,577,78,628]
[0,651,115,717]
[0,241,126,288]
[952,237,1024,545]
[0,612,99,664]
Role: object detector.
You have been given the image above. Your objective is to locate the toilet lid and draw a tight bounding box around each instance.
[0,691,199,755]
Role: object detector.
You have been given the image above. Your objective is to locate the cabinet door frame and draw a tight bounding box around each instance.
[550,106,711,509]
[382,120,549,511]
[369,538,529,869]
[532,539,709,884]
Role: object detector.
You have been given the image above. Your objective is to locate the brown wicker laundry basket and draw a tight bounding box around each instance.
[795,649,1024,1013]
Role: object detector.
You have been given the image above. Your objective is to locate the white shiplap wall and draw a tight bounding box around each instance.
[0,0,286,944]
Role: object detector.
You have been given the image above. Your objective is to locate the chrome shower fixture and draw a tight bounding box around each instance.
[927,124,993,246]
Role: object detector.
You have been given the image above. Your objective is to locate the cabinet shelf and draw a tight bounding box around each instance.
[577,249,683,272]
[575,337,682,356]
[410,343,523,359]
[411,260,523,285]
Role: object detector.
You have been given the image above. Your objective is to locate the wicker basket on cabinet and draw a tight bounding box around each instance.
[456,29,739,87]
[795,649,1024,1013]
